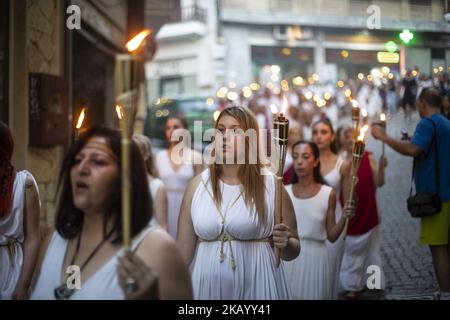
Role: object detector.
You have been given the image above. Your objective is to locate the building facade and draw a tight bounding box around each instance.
[146,0,225,103]
[2,0,147,236]
[220,0,450,85]
[145,0,450,102]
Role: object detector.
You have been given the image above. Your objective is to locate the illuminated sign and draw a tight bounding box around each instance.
[377,52,399,64]
[385,41,398,53]
[399,29,414,44]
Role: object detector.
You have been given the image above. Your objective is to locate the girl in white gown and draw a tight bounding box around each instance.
[133,134,168,229]
[177,106,300,300]
[284,141,353,300]
[156,116,203,239]
[0,122,41,300]
[312,119,348,299]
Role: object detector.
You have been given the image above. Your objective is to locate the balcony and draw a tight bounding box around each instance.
[181,5,207,24]
[156,5,208,43]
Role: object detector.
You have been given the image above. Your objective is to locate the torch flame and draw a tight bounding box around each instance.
[351,99,359,108]
[380,113,386,122]
[357,125,369,142]
[116,105,123,120]
[125,29,151,53]
[361,109,368,118]
[270,103,278,114]
[281,95,288,115]
[76,108,86,129]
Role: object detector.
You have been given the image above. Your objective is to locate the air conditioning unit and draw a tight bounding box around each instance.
[445,12,450,23]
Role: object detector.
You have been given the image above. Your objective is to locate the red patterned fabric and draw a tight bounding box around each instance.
[0,158,14,219]
[347,151,379,235]
[283,164,294,185]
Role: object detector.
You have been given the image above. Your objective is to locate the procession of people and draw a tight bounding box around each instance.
[1,66,450,301]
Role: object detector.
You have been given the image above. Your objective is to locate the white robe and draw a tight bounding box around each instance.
[156,150,195,239]
[0,171,38,299]
[284,185,333,299]
[340,226,385,292]
[190,169,291,299]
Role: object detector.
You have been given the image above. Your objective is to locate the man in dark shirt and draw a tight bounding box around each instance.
[401,70,417,120]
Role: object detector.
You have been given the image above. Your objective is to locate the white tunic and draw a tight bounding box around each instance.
[30,226,157,300]
[190,169,290,300]
[366,88,383,118]
[149,178,164,227]
[323,103,339,130]
[284,151,293,174]
[340,226,385,292]
[284,185,332,299]
[324,156,345,299]
[0,171,38,300]
[156,150,195,239]
[149,178,164,204]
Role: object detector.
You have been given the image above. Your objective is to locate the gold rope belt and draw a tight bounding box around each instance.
[199,233,272,270]
[0,236,21,265]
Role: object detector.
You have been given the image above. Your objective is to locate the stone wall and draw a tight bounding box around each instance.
[27,0,60,76]
[26,0,63,236]
[24,0,132,235]
[72,0,127,48]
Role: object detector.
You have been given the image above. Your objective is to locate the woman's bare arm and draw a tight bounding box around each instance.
[176,175,201,266]
[13,175,41,299]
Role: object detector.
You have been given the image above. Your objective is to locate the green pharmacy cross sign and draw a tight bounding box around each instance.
[385,41,398,53]
[399,29,414,44]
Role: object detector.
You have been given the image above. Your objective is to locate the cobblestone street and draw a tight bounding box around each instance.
[365,112,439,299]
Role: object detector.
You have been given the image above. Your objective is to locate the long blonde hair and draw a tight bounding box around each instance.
[210,106,267,222]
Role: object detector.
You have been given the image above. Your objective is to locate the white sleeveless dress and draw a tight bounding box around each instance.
[324,156,345,299]
[149,178,164,204]
[190,169,290,300]
[284,185,332,300]
[148,178,164,227]
[30,226,158,300]
[156,150,195,239]
[0,171,39,299]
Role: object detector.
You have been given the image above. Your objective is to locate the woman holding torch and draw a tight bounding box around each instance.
[177,106,299,299]
[284,141,354,299]
[338,125,387,299]
[30,126,192,300]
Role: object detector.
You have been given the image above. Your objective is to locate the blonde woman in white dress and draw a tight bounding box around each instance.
[156,115,203,239]
[177,106,300,299]
[312,119,348,298]
[284,141,354,299]
[0,121,41,300]
[133,134,168,229]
